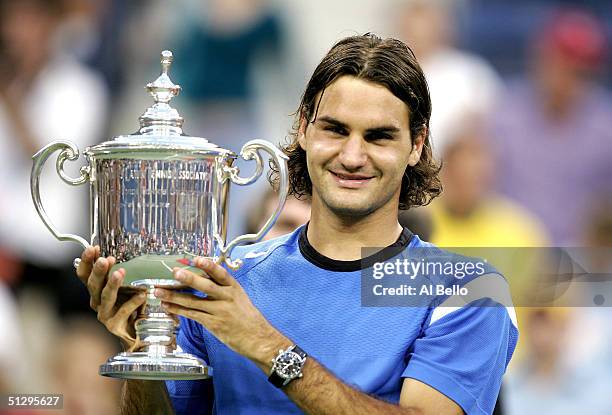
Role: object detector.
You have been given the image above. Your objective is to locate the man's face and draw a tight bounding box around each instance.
[299,75,423,218]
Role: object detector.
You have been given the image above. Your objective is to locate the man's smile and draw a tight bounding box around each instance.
[329,170,375,188]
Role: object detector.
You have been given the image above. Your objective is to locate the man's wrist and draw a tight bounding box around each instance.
[250,331,293,373]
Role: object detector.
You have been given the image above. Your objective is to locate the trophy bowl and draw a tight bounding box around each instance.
[30,51,289,380]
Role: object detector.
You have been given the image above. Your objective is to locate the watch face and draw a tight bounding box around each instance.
[276,351,304,379]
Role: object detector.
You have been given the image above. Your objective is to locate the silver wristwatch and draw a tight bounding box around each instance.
[268,345,307,388]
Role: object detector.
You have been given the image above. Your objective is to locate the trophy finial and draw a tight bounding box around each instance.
[160,50,173,73]
[146,50,181,104]
[139,50,184,135]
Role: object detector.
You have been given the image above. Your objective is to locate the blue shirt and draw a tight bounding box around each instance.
[167,226,518,414]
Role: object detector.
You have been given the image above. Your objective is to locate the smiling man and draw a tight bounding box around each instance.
[77,34,517,415]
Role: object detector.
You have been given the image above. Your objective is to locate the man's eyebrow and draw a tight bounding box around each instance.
[316,116,348,129]
[365,125,400,134]
[316,116,400,133]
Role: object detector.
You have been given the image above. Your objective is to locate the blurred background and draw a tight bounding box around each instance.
[0,0,610,413]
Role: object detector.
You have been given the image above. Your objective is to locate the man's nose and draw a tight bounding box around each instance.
[338,134,367,171]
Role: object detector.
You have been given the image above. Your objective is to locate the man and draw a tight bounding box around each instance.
[492,9,611,245]
[76,34,517,414]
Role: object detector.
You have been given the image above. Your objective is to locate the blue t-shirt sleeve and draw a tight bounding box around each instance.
[166,316,214,415]
[402,299,518,415]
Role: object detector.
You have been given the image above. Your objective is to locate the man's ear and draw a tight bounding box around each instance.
[298,115,308,151]
[407,127,426,166]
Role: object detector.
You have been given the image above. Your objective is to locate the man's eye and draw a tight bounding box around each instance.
[324,126,347,135]
[366,132,392,141]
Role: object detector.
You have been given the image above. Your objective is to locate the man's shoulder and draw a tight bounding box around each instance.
[405,236,504,282]
[407,239,515,327]
[407,234,436,249]
[406,235,470,261]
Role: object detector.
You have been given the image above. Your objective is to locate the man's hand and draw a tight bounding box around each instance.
[155,258,289,368]
[76,246,146,349]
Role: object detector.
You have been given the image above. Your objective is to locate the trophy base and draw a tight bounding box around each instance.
[100,351,212,380]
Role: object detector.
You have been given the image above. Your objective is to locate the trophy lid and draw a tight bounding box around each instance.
[87,51,233,158]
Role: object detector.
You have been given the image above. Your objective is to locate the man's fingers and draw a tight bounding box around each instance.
[162,302,214,325]
[76,246,99,284]
[155,289,220,312]
[87,256,116,310]
[103,292,146,350]
[173,268,229,300]
[97,269,125,321]
[111,291,147,323]
[196,258,235,286]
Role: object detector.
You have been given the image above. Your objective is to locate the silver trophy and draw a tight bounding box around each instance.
[30,51,289,380]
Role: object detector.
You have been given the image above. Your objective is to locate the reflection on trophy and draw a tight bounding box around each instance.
[30,51,289,380]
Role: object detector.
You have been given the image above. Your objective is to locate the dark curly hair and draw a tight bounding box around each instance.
[270,33,442,210]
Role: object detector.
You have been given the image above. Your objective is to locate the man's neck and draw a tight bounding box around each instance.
[306,199,403,261]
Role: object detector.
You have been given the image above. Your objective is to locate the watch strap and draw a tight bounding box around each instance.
[291,345,307,359]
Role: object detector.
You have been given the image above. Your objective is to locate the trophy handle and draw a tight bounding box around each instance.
[216,139,289,270]
[31,140,91,250]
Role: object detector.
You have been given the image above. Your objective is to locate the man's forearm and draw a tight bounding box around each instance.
[283,359,417,415]
[249,332,423,414]
[120,380,174,415]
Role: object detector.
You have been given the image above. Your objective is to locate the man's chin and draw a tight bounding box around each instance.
[325,200,378,218]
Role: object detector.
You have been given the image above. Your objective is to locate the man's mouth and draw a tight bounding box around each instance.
[330,171,375,188]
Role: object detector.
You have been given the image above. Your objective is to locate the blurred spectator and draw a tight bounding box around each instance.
[502,201,612,412]
[57,0,129,96]
[463,0,612,87]
[0,281,25,393]
[557,200,612,390]
[584,198,612,249]
[428,116,548,247]
[171,0,283,153]
[505,308,612,414]
[492,9,612,245]
[397,0,502,158]
[167,0,285,239]
[13,287,59,393]
[0,0,108,314]
[247,187,310,241]
[52,316,121,415]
